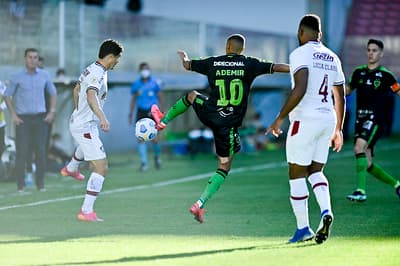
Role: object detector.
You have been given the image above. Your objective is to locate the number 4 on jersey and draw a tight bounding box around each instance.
[319,74,328,103]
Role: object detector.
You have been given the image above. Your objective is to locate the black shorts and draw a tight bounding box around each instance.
[192,98,241,157]
[136,108,152,122]
[354,112,383,152]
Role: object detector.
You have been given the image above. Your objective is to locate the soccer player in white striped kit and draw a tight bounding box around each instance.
[266,14,345,244]
[61,39,123,221]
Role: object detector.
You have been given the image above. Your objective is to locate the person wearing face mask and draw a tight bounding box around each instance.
[129,62,164,171]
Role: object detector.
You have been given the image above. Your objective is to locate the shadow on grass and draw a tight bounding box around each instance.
[36,242,316,266]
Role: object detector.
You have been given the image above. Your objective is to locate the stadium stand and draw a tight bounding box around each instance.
[342,0,400,78]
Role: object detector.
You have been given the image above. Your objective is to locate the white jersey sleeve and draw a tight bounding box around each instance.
[71,62,107,126]
[289,49,309,79]
[84,68,103,92]
[288,42,345,122]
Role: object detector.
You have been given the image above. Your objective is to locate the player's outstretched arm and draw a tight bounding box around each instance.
[177,50,191,70]
[272,63,290,73]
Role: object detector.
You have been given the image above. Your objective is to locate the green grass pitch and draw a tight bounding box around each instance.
[0,138,399,266]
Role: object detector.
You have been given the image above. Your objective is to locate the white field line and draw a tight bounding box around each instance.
[0,143,399,211]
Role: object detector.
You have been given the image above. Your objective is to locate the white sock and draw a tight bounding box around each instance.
[289,178,309,229]
[66,158,80,172]
[308,172,332,217]
[81,194,97,213]
[66,147,84,172]
[81,172,105,213]
[196,199,203,208]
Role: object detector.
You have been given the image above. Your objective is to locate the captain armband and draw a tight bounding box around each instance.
[391,82,400,93]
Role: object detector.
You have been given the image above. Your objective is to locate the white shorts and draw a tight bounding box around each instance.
[70,121,106,161]
[286,119,335,166]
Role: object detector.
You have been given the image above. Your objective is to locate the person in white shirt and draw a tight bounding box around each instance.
[266,14,345,244]
[61,39,123,222]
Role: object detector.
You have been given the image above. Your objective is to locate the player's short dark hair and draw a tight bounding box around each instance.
[24,48,39,57]
[368,39,384,50]
[227,34,245,47]
[299,14,321,32]
[98,39,124,59]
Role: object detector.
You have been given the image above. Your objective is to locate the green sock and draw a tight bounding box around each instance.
[368,163,400,188]
[356,153,368,193]
[162,95,191,124]
[200,169,228,205]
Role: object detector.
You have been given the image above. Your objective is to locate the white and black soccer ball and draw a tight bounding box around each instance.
[135,118,158,142]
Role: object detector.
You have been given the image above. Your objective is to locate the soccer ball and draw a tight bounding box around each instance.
[135,118,158,142]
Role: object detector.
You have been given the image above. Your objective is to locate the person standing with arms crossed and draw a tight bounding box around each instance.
[4,48,57,192]
[151,34,289,223]
[61,39,123,221]
[346,39,400,202]
[266,14,346,244]
[129,62,164,171]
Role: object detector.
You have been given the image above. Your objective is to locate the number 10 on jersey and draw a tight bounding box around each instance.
[216,79,244,106]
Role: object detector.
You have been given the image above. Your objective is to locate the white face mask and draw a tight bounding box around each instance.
[140,69,151,79]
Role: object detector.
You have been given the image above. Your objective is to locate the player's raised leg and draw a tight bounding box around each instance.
[61,146,85,181]
[151,92,197,130]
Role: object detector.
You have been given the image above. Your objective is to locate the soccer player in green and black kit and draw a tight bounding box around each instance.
[346,39,400,202]
[151,34,289,223]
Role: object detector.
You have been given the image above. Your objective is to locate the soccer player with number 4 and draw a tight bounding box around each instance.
[266,14,346,244]
[151,34,289,223]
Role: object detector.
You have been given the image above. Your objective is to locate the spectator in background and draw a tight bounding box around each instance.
[0,81,7,157]
[54,68,72,85]
[4,48,57,192]
[25,54,47,186]
[38,56,44,69]
[346,39,400,202]
[129,62,164,171]
[9,0,25,21]
[188,127,214,158]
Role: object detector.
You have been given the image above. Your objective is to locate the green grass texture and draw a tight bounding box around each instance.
[0,138,399,266]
